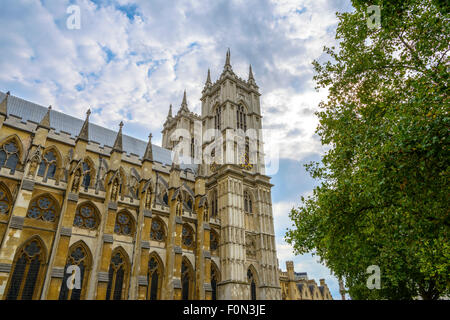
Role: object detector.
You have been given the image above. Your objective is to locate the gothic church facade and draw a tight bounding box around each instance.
[0,51,281,300]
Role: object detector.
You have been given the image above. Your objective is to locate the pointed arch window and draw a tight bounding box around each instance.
[211,263,220,300]
[81,161,91,190]
[214,106,221,130]
[247,268,257,300]
[182,224,195,250]
[73,202,100,230]
[105,249,129,300]
[181,259,193,300]
[114,211,134,236]
[59,243,91,300]
[162,191,169,206]
[211,190,218,218]
[210,230,219,253]
[0,184,12,216]
[0,140,20,171]
[26,195,59,222]
[6,238,46,300]
[37,150,58,179]
[147,256,162,300]
[237,105,247,131]
[150,218,166,242]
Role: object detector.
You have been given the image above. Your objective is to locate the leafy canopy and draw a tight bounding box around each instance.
[285,0,449,300]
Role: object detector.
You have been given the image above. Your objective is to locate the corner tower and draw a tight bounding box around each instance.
[200,50,281,300]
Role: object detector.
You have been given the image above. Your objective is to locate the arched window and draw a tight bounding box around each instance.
[214,106,221,130]
[150,218,166,242]
[211,190,218,218]
[106,248,129,300]
[184,193,193,211]
[147,255,162,300]
[73,202,100,230]
[237,105,247,131]
[244,191,252,214]
[247,268,257,300]
[162,191,168,206]
[182,224,195,250]
[211,262,220,300]
[210,230,219,254]
[59,242,92,300]
[0,183,12,216]
[114,211,134,236]
[37,150,58,179]
[6,237,47,300]
[26,194,59,222]
[191,137,195,158]
[181,258,193,300]
[0,140,20,171]
[81,161,91,190]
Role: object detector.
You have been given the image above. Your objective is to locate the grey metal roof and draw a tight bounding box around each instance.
[0,91,198,173]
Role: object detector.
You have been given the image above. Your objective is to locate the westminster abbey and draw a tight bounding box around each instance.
[0,51,333,300]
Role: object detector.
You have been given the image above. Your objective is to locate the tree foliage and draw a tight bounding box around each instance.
[285,0,449,300]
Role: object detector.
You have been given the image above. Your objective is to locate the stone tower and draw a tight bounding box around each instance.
[199,50,281,299]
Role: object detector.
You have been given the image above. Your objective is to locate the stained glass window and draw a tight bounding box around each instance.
[150,218,165,242]
[26,195,59,222]
[247,268,257,300]
[81,161,91,190]
[182,224,194,249]
[210,230,219,252]
[106,250,128,300]
[211,190,218,218]
[73,203,100,230]
[6,239,45,300]
[211,264,219,300]
[215,106,221,130]
[237,105,247,131]
[148,256,160,300]
[0,184,12,215]
[0,141,20,171]
[59,243,90,300]
[162,192,168,206]
[37,150,58,179]
[181,260,192,300]
[114,211,134,236]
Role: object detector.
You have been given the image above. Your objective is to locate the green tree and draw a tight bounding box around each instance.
[285,0,449,300]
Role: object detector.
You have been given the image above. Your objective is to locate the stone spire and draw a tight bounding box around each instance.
[248,64,258,87]
[168,104,173,118]
[0,91,10,117]
[111,121,124,154]
[142,133,153,162]
[223,48,233,73]
[205,68,212,86]
[179,90,189,112]
[38,105,52,129]
[77,109,91,142]
[225,48,231,67]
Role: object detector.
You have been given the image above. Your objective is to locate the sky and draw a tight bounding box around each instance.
[0,0,354,299]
